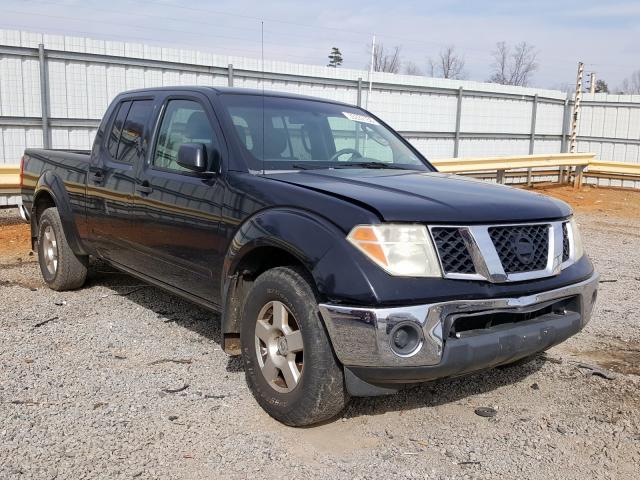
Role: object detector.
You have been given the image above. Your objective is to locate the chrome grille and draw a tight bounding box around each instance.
[562,222,570,262]
[431,227,475,274]
[488,224,549,273]
[429,221,567,283]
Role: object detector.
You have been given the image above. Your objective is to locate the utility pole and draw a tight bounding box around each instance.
[589,71,596,94]
[366,34,375,109]
[569,62,584,154]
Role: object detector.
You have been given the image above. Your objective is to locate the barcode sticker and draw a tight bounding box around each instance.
[342,111,379,125]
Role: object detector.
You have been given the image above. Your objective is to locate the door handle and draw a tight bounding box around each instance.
[136,183,153,195]
[90,170,104,185]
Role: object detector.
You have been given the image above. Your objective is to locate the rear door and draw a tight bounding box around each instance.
[130,92,226,304]
[86,96,155,265]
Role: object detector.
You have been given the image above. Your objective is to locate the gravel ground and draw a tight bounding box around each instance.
[1,205,639,479]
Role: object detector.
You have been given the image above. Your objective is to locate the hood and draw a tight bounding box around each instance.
[266,169,571,223]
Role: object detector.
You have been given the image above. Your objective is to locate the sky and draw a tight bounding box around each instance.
[0,0,638,90]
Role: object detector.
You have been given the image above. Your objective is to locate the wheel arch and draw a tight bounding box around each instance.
[220,208,377,354]
[31,171,87,256]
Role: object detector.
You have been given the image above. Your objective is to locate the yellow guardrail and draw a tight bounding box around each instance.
[431,153,596,188]
[1,155,639,199]
[432,153,593,173]
[586,160,640,177]
[0,165,20,192]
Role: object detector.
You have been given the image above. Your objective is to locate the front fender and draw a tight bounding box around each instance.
[223,207,378,303]
[221,208,379,337]
[33,171,87,256]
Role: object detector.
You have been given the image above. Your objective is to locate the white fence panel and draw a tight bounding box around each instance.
[0,28,639,169]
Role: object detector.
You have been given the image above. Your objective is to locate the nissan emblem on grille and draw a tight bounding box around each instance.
[488,224,549,273]
[512,233,535,265]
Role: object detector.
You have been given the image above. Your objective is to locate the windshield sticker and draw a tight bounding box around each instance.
[342,111,379,125]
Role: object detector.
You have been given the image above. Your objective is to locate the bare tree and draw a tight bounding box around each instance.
[369,42,402,74]
[618,70,640,94]
[403,61,423,76]
[489,41,538,87]
[428,45,466,79]
[594,79,609,93]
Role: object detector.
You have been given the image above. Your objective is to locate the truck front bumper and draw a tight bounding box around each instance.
[319,272,598,392]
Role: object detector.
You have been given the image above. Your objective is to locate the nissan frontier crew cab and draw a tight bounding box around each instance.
[20,87,598,426]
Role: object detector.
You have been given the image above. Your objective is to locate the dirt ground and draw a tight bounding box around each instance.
[1,185,639,479]
[529,183,640,219]
[2,184,638,272]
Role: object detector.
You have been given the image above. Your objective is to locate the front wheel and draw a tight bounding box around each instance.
[240,266,348,426]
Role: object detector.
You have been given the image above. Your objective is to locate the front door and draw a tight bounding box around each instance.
[131,95,226,304]
[86,98,154,266]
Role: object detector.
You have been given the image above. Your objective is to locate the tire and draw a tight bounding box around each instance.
[240,266,348,426]
[37,207,88,291]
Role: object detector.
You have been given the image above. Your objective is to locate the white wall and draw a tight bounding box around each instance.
[0,29,639,169]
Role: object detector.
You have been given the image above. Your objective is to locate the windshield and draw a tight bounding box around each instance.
[218,94,431,172]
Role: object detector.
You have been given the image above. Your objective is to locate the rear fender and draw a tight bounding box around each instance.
[32,170,87,256]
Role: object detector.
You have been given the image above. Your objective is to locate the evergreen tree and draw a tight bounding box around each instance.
[327,47,343,68]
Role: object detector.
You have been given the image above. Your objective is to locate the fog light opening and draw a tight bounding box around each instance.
[389,322,423,357]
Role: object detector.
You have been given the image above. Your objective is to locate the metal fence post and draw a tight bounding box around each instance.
[453,86,463,158]
[560,97,570,153]
[529,94,538,154]
[357,77,362,107]
[227,63,234,87]
[38,44,51,148]
[526,94,538,186]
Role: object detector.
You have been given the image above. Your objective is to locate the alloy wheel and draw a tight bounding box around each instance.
[42,225,58,275]
[254,300,304,393]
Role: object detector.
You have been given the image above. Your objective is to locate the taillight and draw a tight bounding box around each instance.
[19,155,25,186]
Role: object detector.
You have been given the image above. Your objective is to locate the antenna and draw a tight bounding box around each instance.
[261,20,265,175]
[367,34,375,110]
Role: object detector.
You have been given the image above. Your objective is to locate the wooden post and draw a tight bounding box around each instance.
[573,165,585,189]
[497,170,505,184]
[569,62,584,153]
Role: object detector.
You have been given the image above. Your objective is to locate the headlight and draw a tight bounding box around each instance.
[569,217,584,260]
[347,224,442,277]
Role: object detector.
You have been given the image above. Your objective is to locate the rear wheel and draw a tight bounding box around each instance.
[37,207,88,291]
[240,266,348,426]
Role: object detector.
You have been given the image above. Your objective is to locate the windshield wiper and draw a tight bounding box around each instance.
[292,163,327,170]
[333,162,407,170]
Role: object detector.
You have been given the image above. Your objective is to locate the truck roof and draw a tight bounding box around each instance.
[119,86,354,108]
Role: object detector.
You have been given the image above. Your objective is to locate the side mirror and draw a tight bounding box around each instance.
[177,143,208,173]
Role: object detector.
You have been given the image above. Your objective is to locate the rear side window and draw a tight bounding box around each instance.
[116,100,154,163]
[153,99,217,172]
[107,101,131,159]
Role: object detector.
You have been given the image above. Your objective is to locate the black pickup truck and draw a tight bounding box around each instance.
[20,87,598,426]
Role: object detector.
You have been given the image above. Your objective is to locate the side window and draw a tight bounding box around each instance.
[153,100,217,172]
[106,101,131,159]
[117,100,153,163]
